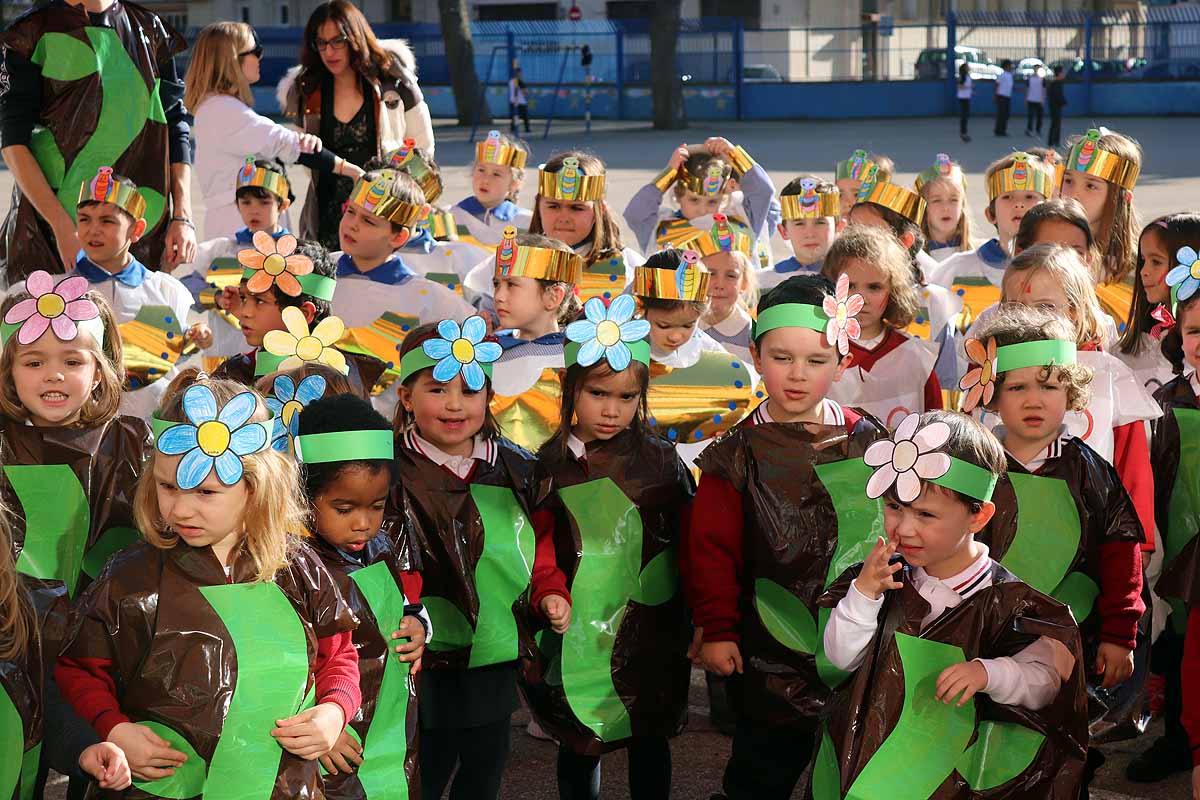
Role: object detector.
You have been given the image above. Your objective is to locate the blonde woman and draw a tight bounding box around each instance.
[185,21,364,238]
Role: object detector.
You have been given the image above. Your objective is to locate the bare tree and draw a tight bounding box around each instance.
[649,0,685,129]
[437,0,491,125]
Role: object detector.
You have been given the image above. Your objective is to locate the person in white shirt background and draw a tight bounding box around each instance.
[1025,64,1046,138]
[957,62,974,143]
[994,59,1014,137]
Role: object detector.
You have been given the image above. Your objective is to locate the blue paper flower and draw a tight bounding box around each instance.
[1166,246,1200,302]
[265,374,328,453]
[156,385,269,489]
[564,295,650,371]
[422,315,502,391]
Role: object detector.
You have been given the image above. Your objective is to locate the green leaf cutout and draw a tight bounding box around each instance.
[811,728,843,800]
[7,464,90,596]
[130,722,206,798]
[1167,408,1200,569]
[423,595,473,652]
[466,484,536,668]
[1001,473,1082,596]
[957,720,1046,791]
[82,526,141,580]
[1051,571,1100,625]
[754,578,818,654]
[632,546,678,606]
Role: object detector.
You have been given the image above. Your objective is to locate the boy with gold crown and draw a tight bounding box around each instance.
[451,129,534,246]
[634,236,758,467]
[6,166,214,418]
[330,168,475,417]
[761,176,841,290]
[487,229,584,452]
[624,138,779,269]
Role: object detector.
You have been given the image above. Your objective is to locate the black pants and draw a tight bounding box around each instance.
[1026,101,1044,133]
[959,98,970,136]
[722,718,818,800]
[994,95,1011,135]
[420,717,512,800]
[557,736,672,800]
[511,103,530,133]
[1048,108,1063,146]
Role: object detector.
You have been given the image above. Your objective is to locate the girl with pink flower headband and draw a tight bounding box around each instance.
[820,225,944,429]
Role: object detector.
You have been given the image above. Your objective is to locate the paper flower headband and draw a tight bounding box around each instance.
[236,231,315,298]
[1165,245,1200,308]
[564,295,651,371]
[266,373,327,453]
[1,271,104,348]
[751,279,862,357]
[258,307,349,377]
[236,157,290,202]
[397,316,502,392]
[958,337,1078,412]
[153,384,273,490]
[864,413,997,503]
[476,129,529,169]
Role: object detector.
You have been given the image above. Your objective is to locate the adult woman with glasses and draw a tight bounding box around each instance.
[279,0,435,250]
[185,21,363,239]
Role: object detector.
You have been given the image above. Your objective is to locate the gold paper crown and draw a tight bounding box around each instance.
[679,214,754,257]
[349,170,426,228]
[235,157,290,201]
[781,181,840,220]
[537,157,606,201]
[386,139,443,203]
[985,153,1056,201]
[679,160,733,198]
[836,149,877,182]
[1065,128,1140,191]
[475,129,528,169]
[856,181,927,226]
[915,153,966,191]
[634,250,711,301]
[493,227,584,283]
[78,167,146,219]
[418,207,459,242]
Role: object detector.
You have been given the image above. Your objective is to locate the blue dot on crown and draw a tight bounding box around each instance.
[164,316,173,325]
[694,430,704,440]
[386,361,395,369]
[956,289,965,296]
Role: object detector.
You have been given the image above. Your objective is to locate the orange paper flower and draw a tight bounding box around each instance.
[959,337,998,413]
[236,231,313,297]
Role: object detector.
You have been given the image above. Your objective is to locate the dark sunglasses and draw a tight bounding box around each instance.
[239,43,264,59]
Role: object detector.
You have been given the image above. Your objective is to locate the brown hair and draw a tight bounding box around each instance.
[541,359,652,460]
[868,154,895,184]
[296,0,402,101]
[1066,129,1143,283]
[393,323,501,439]
[1001,244,1107,347]
[972,303,1094,411]
[822,224,920,329]
[1013,197,1095,256]
[254,362,356,400]
[529,151,625,266]
[672,150,733,202]
[884,410,1005,512]
[350,169,427,234]
[917,175,973,254]
[134,370,307,584]
[0,505,30,661]
[1121,213,1200,356]
[1161,291,1200,374]
[184,22,256,111]
[0,290,124,427]
[639,297,710,316]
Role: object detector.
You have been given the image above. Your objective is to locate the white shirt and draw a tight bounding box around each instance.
[996,71,1014,98]
[957,76,974,100]
[404,429,496,480]
[1027,74,1045,103]
[749,396,845,428]
[824,545,1068,711]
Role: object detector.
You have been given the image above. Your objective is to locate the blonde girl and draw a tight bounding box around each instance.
[451,129,533,246]
[915,153,973,261]
[821,225,943,426]
[56,371,359,792]
[997,244,1159,558]
[700,249,758,363]
[186,21,363,238]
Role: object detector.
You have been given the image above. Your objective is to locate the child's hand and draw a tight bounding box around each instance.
[317,730,364,775]
[106,721,188,782]
[218,286,242,315]
[668,144,689,170]
[187,322,214,350]
[79,742,132,790]
[540,594,572,634]
[391,614,427,673]
[298,133,323,154]
[700,641,743,676]
[1095,642,1135,689]
[687,626,704,663]
[704,137,734,158]
[852,537,903,601]
[1192,764,1200,800]
[271,702,346,760]
[935,660,988,706]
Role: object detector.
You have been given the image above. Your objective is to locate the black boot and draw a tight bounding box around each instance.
[1125,734,1193,782]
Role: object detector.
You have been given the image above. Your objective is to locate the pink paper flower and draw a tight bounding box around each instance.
[822,273,864,355]
[4,271,99,345]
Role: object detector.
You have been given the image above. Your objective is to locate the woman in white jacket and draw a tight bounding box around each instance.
[185,22,364,240]
[280,0,436,251]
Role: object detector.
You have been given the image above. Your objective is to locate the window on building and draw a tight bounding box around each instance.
[279,3,290,24]
[239,4,252,23]
[391,0,414,20]
[606,1,652,18]
[701,0,760,28]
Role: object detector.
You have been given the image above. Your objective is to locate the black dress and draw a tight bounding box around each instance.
[317,95,376,251]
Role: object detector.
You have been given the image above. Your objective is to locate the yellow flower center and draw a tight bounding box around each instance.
[836,304,848,325]
[263,253,288,276]
[892,440,919,472]
[282,399,302,429]
[295,335,324,362]
[36,293,65,319]
[979,360,993,384]
[1190,262,1200,281]
[452,337,476,364]
[196,420,231,457]
[595,320,621,347]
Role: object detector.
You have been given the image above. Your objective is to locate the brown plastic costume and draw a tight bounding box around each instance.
[694,413,886,726]
[1,415,149,599]
[0,1,185,279]
[519,429,694,755]
[309,533,420,799]
[63,539,357,799]
[1151,375,1200,607]
[814,562,1088,800]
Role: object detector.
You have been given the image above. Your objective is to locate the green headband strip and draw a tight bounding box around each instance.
[0,316,106,349]
[240,268,337,302]
[752,303,829,341]
[994,340,1076,374]
[295,430,394,464]
[397,348,494,385]
[254,351,287,377]
[928,457,999,503]
[150,409,277,448]
[563,339,652,369]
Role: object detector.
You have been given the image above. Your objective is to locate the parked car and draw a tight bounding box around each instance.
[1124,58,1200,80]
[740,63,784,83]
[1015,57,1047,81]
[1048,57,1133,80]
[915,46,1003,81]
